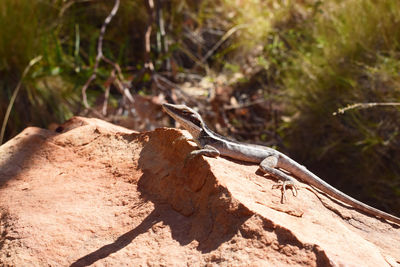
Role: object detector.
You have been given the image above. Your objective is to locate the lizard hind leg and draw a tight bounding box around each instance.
[259,156,298,203]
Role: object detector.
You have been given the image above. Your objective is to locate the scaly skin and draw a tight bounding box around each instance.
[163,103,400,225]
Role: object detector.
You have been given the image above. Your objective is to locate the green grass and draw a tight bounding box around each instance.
[279,0,400,210]
[194,0,400,213]
[0,0,78,139]
[0,0,144,140]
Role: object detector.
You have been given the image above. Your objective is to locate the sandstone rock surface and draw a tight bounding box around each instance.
[0,116,399,266]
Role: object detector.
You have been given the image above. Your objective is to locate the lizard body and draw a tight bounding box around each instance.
[162,103,400,225]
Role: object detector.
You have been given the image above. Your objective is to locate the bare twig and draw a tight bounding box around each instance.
[58,0,95,19]
[103,56,124,81]
[81,0,120,108]
[224,99,269,110]
[179,43,207,69]
[102,70,114,116]
[200,24,248,63]
[102,86,110,116]
[153,73,191,99]
[333,102,400,115]
[144,0,155,72]
[0,56,42,145]
[155,0,170,71]
[132,0,156,86]
[102,56,135,105]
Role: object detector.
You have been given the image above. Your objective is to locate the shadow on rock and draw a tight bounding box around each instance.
[135,129,253,252]
[70,128,253,266]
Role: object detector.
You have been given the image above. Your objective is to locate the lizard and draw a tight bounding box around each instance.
[162,102,400,225]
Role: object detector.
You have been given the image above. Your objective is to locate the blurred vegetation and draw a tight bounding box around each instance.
[1,0,77,135]
[280,0,400,208]
[1,0,399,213]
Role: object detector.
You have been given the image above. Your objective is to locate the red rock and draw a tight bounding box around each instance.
[0,116,399,266]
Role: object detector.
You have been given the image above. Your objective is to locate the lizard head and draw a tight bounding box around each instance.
[162,103,204,138]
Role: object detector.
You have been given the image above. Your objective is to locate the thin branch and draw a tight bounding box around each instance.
[81,0,120,108]
[155,0,170,71]
[102,56,125,84]
[102,70,114,116]
[58,0,95,19]
[153,73,191,98]
[224,99,269,110]
[333,102,400,115]
[200,24,248,63]
[179,43,208,70]
[144,0,155,72]
[1,56,42,145]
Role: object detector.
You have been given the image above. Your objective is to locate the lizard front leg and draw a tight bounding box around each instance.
[184,144,220,165]
[259,156,298,203]
[190,144,220,158]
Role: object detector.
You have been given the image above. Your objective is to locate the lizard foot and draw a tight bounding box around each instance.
[183,151,199,166]
[184,145,220,165]
[184,146,220,165]
[272,180,298,204]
